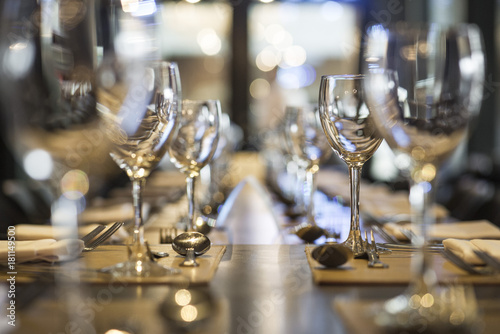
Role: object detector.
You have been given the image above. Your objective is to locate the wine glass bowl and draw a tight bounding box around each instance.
[319,74,383,256]
[100,61,180,180]
[364,23,485,331]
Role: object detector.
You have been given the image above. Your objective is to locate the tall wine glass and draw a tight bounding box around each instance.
[364,23,485,331]
[284,105,332,242]
[95,3,181,277]
[0,0,114,331]
[169,100,221,233]
[318,75,383,257]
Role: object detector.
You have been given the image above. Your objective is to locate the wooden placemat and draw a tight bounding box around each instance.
[305,246,500,285]
[4,245,226,285]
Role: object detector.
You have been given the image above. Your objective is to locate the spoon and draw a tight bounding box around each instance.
[152,250,170,258]
[172,232,211,267]
[294,223,326,243]
[311,243,353,268]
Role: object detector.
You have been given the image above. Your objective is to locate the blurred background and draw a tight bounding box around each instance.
[1,0,499,230]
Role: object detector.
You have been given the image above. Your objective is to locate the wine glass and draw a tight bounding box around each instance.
[284,105,332,242]
[168,100,221,234]
[364,23,485,331]
[95,2,181,276]
[318,75,383,257]
[97,59,180,277]
[0,0,114,330]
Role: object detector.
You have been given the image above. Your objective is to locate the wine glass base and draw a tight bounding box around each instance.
[341,230,366,258]
[102,260,180,278]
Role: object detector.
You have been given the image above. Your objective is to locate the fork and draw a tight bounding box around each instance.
[441,248,497,275]
[160,226,177,244]
[473,250,500,272]
[371,224,400,244]
[82,222,124,252]
[80,225,106,246]
[365,230,389,268]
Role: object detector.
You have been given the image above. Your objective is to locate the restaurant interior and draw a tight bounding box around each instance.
[0,0,500,333]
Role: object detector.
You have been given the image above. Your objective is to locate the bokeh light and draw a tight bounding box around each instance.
[23,149,53,180]
[276,64,316,89]
[197,28,222,56]
[250,78,271,99]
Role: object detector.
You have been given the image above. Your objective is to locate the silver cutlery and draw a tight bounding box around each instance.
[473,250,500,272]
[82,221,124,252]
[365,230,388,268]
[160,226,178,244]
[80,225,106,245]
[379,243,444,252]
[145,240,170,262]
[441,248,497,275]
[371,224,400,244]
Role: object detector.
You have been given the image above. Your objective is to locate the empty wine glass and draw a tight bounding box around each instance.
[0,0,114,330]
[168,100,221,234]
[284,105,332,242]
[318,75,383,257]
[95,4,181,277]
[364,23,484,331]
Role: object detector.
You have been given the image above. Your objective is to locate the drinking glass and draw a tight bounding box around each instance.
[284,105,332,240]
[0,0,113,330]
[364,23,484,331]
[318,75,383,257]
[96,4,181,277]
[169,100,221,232]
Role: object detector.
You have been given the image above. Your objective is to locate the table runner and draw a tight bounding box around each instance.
[305,246,500,285]
[3,244,226,285]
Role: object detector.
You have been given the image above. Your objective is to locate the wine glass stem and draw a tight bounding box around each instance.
[186,175,196,231]
[294,162,307,215]
[304,167,318,225]
[345,164,364,256]
[409,178,438,292]
[132,178,145,245]
[349,165,362,232]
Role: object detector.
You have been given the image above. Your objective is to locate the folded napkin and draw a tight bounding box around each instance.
[14,224,128,243]
[443,238,500,265]
[384,220,500,241]
[0,239,84,264]
[15,224,101,240]
[317,169,448,221]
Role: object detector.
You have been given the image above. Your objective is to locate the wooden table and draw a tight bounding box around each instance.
[6,161,500,334]
[6,243,500,334]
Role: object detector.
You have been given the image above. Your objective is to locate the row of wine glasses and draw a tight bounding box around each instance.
[96,7,222,275]
[315,23,485,332]
[0,1,222,278]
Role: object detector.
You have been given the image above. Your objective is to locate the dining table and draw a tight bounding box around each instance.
[4,152,500,334]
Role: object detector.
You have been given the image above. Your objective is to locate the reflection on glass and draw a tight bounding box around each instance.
[364,23,485,331]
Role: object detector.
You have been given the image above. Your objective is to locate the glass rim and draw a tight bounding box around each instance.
[365,22,481,35]
[321,74,365,80]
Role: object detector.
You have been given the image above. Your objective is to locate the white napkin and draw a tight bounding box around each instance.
[14,224,128,243]
[15,224,102,240]
[443,238,500,265]
[0,239,84,264]
[384,220,500,241]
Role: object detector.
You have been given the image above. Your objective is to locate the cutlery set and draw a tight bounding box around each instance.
[312,228,389,269]
[371,222,500,276]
